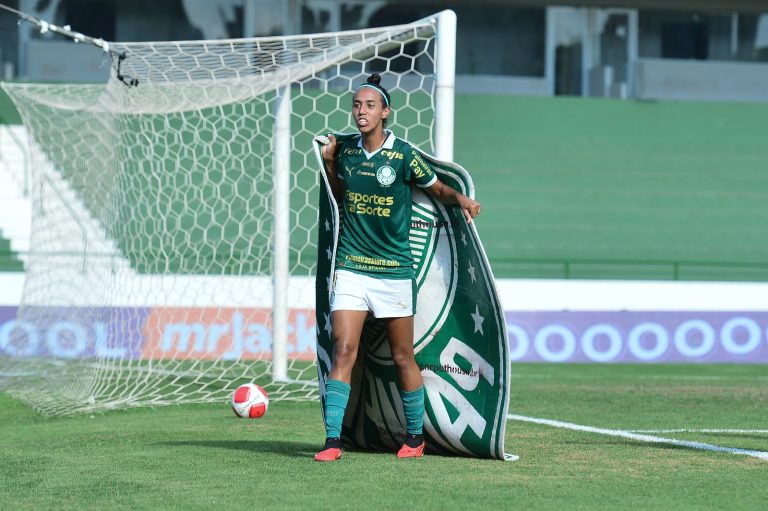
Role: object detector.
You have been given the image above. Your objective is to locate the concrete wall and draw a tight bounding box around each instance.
[634,58,768,102]
[26,40,109,83]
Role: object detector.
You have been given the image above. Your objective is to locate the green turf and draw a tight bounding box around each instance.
[1,363,765,510]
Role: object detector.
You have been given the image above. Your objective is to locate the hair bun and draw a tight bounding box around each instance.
[367,73,382,85]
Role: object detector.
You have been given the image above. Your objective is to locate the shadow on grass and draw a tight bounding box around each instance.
[157,439,442,460]
[158,439,318,458]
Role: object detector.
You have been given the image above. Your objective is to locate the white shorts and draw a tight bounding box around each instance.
[330,270,415,318]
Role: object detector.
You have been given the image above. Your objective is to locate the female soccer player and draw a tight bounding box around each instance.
[315,74,480,462]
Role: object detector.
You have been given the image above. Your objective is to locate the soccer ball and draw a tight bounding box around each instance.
[231,383,269,418]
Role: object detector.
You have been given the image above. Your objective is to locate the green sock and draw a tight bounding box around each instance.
[323,379,350,439]
[400,386,425,435]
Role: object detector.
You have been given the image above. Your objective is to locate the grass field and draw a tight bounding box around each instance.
[1,363,766,510]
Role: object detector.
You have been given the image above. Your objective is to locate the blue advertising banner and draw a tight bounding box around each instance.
[507,311,768,363]
[3,306,767,364]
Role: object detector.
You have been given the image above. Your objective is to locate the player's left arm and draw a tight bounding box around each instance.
[425,179,481,223]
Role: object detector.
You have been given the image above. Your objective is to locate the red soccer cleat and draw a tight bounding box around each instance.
[314,438,342,462]
[314,447,342,462]
[397,440,425,458]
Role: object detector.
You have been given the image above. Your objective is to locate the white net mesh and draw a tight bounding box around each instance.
[0,18,439,415]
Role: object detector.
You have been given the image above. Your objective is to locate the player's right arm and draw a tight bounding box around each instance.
[321,134,344,203]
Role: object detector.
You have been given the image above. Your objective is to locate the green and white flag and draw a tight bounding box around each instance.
[313,134,512,460]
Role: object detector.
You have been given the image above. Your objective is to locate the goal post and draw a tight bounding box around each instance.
[434,9,457,162]
[272,83,291,383]
[0,10,457,415]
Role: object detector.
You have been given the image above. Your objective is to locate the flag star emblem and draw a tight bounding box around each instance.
[324,313,332,336]
[468,262,477,282]
[326,246,332,261]
[471,305,485,335]
[461,231,467,246]
[324,218,330,231]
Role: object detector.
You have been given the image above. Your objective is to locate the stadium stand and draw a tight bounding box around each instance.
[0,119,28,272]
[2,90,767,281]
[457,96,768,280]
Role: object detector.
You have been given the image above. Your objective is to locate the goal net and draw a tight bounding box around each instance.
[0,12,454,415]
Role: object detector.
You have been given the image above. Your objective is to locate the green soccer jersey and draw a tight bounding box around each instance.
[335,131,437,279]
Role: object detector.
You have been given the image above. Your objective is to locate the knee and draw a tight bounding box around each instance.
[390,347,416,370]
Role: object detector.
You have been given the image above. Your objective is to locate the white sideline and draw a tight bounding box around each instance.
[507,414,768,461]
[630,429,768,435]
[510,373,768,382]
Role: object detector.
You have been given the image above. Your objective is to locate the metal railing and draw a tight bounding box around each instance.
[492,257,768,282]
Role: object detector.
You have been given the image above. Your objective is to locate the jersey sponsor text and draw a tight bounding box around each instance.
[346,190,395,217]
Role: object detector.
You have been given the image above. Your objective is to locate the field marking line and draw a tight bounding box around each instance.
[510,374,768,381]
[629,429,768,435]
[507,414,768,461]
